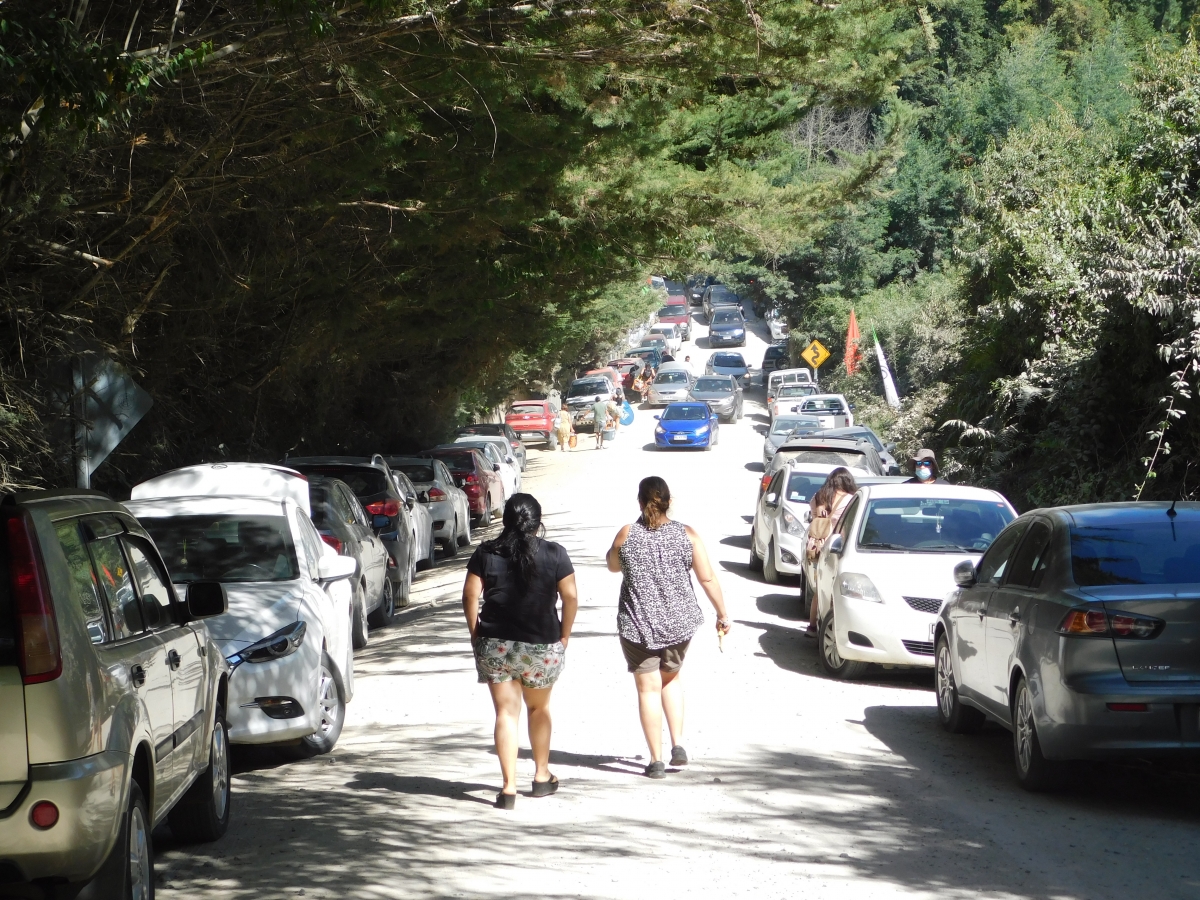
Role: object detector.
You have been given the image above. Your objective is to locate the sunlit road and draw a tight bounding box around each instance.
[156,309,1200,900]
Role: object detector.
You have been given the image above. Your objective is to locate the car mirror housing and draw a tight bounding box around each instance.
[493,464,501,472]
[405,495,416,510]
[954,559,978,587]
[186,581,228,619]
[827,534,845,555]
[318,554,357,583]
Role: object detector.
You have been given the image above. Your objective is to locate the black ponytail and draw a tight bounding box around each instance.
[482,493,543,586]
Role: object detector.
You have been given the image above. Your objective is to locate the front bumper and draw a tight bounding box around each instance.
[709,332,745,346]
[226,638,322,745]
[648,390,690,406]
[0,750,126,884]
[774,531,807,575]
[834,594,938,668]
[655,430,712,448]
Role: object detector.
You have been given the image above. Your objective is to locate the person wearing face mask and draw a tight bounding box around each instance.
[907,449,949,485]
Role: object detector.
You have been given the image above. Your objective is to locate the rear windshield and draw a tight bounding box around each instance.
[712,354,745,367]
[428,451,476,472]
[1072,521,1200,585]
[772,416,820,435]
[859,499,1014,553]
[694,378,733,393]
[299,466,388,497]
[781,449,870,470]
[510,403,545,415]
[765,346,788,358]
[141,515,300,583]
[458,424,504,436]
[662,405,709,421]
[394,464,436,483]
[655,371,689,385]
[712,311,742,325]
[802,398,845,414]
[779,385,815,398]
[786,473,828,504]
[568,380,608,397]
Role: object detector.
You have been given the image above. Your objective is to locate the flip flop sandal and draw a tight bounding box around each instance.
[495,792,516,810]
[531,776,559,797]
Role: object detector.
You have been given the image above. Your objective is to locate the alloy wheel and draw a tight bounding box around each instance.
[211,720,230,821]
[1015,682,1035,775]
[316,665,339,736]
[128,803,151,900]
[822,615,843,670]
[936,643,956,720]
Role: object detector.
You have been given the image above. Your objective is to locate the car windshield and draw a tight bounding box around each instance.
[766,347,787,358]
[657,307,685,318]
[694,378,733,393]
[772,416,820,435]
[779,385,815,398]
[298,466,388,496]
[662,405,709,421]
[429,451,477,472]
[568,380,608,397]
[141,515,300,583]
[1072,520,1200,585]
[630,350,656,361]
[395,464,436,483]
[712,354,745,367]
[786,474,829,504]
[780,449,870,470]
[656,371,690,385]
[858,499,1014,552]
[510,403,544,415]
[802,398,846,414]
[712,311,742,325]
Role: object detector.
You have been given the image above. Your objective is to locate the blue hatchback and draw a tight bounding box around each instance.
[654,402,719,450]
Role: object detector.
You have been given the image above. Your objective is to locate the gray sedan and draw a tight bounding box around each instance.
[936,501,1200,791]
[690,375,743,423]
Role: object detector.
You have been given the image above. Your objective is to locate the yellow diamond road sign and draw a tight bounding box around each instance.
[801,339,831,370]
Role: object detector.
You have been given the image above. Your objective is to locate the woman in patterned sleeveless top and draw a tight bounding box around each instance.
[605,476,731,779]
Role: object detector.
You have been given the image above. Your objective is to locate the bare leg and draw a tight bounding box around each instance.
[660,669,684,747]
[522,685,554,782]
[488,681,523,794]
[634,669,664,762]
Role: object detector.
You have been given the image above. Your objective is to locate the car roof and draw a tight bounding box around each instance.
[860,483,1013,504]
[658,361,691,372]
[800,392,848,402]
[125,495,290,518]
[131,463,311,514]
[1058,501,1200,526]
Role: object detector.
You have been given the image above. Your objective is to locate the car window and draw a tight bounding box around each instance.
[510,403,545,415]
[782,449,869,469]
[89,535,145,640]
[768,470,785,502]
[141,515,301,583]
[694,378,733,393]
[294,509,325,581]
[53,520,109,645]
[801,398,846,414]
[299,466,388,496]
[1006,520,1054,588]
[837,497,861,538]
[786,473,827,504]
[772,417,820,435]
[329,484,356,525]
[977,521,1029,585]
[124,538,177,630]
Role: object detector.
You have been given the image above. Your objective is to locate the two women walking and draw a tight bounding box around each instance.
[462,477,729,805]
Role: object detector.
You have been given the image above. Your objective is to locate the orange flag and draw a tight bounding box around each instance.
[845,308,862,375]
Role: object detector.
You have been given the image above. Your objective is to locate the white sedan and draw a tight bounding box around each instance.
[812,483,1017,679]
[127,463,357,757]
[750,462,832,589]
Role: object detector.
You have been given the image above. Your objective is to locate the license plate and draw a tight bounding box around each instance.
[672,434,689,442]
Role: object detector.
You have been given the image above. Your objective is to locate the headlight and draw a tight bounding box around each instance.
[695,425,710,435]
[732,329,744,336]
[839,573,883,603]
[655,426,665,434]
[228,621,307,667]
[782,508,806,536]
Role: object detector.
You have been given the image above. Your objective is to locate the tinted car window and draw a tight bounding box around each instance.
[656,371,690,385]
[300,466,388,496]
[1071,519,1200,585]
[711,354,745,367]
[53,520,109,645]
[458,424,505,436]
[859,499,1014,553]
[801,398,846,414]
[786,474,827,504]
[125,538,176,630]
[977,522,1029,584]
[430,450,478,473]
[711,311,742,325]
[694,378,733,393]
[772,416,820,435]
[396,464,436,484]
[141,515,300,583]
[294,509,325,580]
[1006,520,1054,587]
[568,380,609,397]
[510,403,545,415]
[330,485,358,525]
[662,405,709,421]
[90,535,144,639]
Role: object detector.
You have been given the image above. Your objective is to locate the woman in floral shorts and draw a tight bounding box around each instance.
[462,494,577,809]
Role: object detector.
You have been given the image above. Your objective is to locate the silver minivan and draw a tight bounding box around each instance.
[0,489,230,897]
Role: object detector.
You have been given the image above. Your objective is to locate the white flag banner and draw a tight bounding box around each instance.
[875,334,901,409]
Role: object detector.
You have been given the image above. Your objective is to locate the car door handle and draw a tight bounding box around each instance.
[130,664,146,688]
[1009,608,1021,625]
[167,650,182,670]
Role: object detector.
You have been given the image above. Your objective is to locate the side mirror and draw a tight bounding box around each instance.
[493,464,501,472]
[372,514,390,529]
[186,581,228,619]
[405,495,416,510]
[653,415,661,421]
[954,559,978,587]
[506,456,515,464]
[886,442,897,453]
[827,534,845,555]
[318,554,357,583]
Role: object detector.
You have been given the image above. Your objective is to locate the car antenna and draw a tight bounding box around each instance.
[1168,497,1178,518]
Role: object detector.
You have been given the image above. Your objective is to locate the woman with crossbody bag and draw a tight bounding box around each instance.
[804,468,857,637]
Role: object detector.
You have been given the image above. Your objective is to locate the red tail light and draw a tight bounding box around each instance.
[320,534,343,554]
[6,513,62,684]
[428,487,447,500]
[1058,608,1163,638]
[760,473,772,493]
[510,440,520,449]
[464,473,479,485]
[364,499,401,518]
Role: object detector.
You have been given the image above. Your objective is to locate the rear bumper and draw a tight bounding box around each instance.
[0,750,127,884]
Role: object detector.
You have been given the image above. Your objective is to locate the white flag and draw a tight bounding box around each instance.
[874,332,901,409]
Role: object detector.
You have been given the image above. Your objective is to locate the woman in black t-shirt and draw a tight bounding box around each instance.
[462,493,578,809]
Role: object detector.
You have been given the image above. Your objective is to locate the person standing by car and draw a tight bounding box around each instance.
[462,494,579,809]
[556,407,574,452]
[593,397,611,449]
[805,467,858,637]
[604,476,731,778]
[907,448,949,484]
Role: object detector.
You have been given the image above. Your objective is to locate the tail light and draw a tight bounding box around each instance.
[760,473,772,493]
[464,472,479,485]
[1058,608,1163,639]
[320,534,343,554]
[6,513,62,684]
[364,499,401,518]
[428,487,447,501]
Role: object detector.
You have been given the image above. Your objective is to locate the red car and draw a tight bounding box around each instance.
[656,301,692,341]
[421,447,505,526]
[505,400,557,448]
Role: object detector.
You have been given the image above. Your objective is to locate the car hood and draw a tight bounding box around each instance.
[204,581,306,646]
[853,551,982,606]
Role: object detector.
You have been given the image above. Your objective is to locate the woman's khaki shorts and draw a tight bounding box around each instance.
[620,636,691,674]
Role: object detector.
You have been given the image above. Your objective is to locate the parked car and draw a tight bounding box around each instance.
[760,436,886,493]
[656,303,692,341]
[707,308,747,347]
[936,501,1200,789]
[649,323,683,355]
[813,483,1017,681]
[391,467,437,572]
[455,422,527,472]
[308,476,391,647]
[627,346,664,371]
[769,383,819,420]
[608,358,647,393]
[689,374,743,423]
[705,351,751,384]
[0,488,231,896]
[285,456,417,610]
[762,414,824,465]
[647,362,695,407]
[766,367,815,402]
[565,375,618,426]
[819,425,901,475]
[642,334,671,358]
[762,343,791,378]
[422,447,504,526]
[686,274,717,305]
[584,366,627,403]
[505,400,557,449]
[127,463,357,763]
[386,456,473,556]
[751,462,832,586]
[766,310,790,341]
[795,393,854,429]
[654,402,720,450]
[701,284,741,322]
[447,439,520,501]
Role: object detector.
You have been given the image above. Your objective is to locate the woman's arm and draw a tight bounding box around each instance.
[557,573,579,647]
[605,524,631,573]
[684,525,731,633]
[462,572,484,640]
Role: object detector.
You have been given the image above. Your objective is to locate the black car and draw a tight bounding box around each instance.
[284,455,417,611]
[702,284,741,322]
[687,274,717,306]
[762,343,790,378]
[308,476,393,645]
[708,308,747,347]
[455,423,527,472]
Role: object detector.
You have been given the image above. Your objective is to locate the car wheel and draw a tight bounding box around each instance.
[802,573,813,620]
[1012,675,1063,791]
[350,583,369,649]
[417,530,435,571]
[480,497,493,527]
[748,529,764,573]
[290,656,346,758]
[167,703,231,843]
[443,518,461,558]
[368,577,395,628]
[80,780,153,900]
[819,611,868,680]
[458,514,472,547]
[764,539,780,584]
[935,634,984,734]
